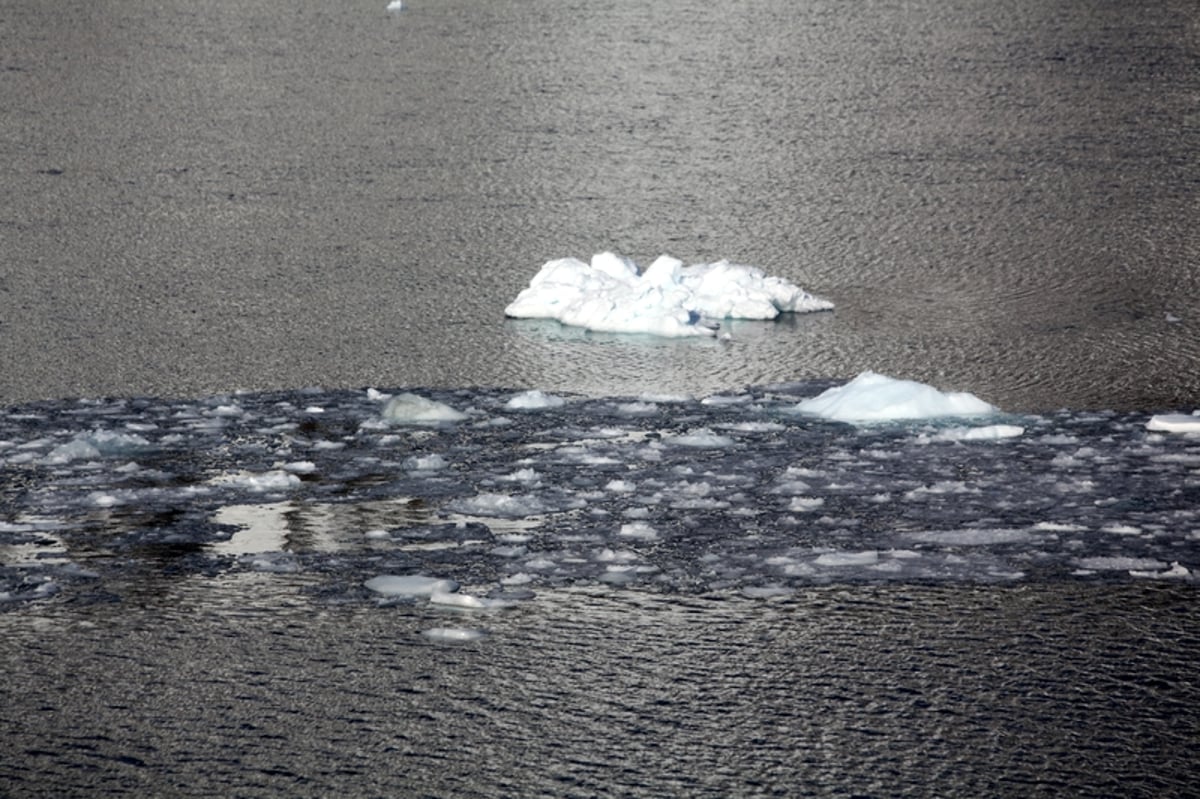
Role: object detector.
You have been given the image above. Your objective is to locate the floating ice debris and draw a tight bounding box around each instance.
[364,574,459,597]
[422,627,486,642]
[1146,413,1200,433]
[208,470,301,493]
[795,371,997,423]
[504,252,832,337]
[403,453,449,471]
[1129,562,1191,580]
[664,428,735,448]
[44,430,151,464]
[505,390,566,410]
[918,424,1025,442]
[381,393,468,425]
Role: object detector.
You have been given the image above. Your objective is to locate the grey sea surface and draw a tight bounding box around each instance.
[2,1,1199,797]
[1,0,1197,411]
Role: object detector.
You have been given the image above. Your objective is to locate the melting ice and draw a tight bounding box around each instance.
[2,373,1197,613]
[505,252,833,336]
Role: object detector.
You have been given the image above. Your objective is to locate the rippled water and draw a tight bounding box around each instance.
[3,0,1199,795]
[4,577,1197,797]
[2,0,1197,410]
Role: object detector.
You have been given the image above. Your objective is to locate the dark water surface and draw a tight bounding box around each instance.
[2,0,1197,410]
[3,579,1198,798]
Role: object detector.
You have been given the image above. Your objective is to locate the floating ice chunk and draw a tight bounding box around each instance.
[448,492,578,518]
[402,453,448,471]
[794,371,996,423]
[618,521,659,541]
[432,587,487,607]
[920,424,1025,442]
[385,0,404,10]
[1129,562,1190,579]
[422,628,486,642]
[209,470,301,493]
[1074,556,1166,572]
[381,393,468,425]
[505,390,566,410]
[45,430,152,464]
[814,550,879,566]
[789,497,825,512]
[665,428,735,448]
[504,252,832,337]
[1146,413,1200,433]
[364,574,459,597]
[906,529,1032,546]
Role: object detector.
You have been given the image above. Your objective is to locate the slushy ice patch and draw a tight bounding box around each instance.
[1,374,1197,610]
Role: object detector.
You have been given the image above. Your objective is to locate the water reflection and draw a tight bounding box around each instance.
[209,497,434,556]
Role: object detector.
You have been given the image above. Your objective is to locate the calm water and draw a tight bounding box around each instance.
[1,0,1197,410]
[2,1,1199,796]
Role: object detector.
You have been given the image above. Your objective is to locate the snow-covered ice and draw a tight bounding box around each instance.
[505,252,833,337]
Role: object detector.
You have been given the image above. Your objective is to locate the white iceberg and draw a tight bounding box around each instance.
[381,393,468,425]
[1146,413,1200,433]
[504,252,832,337]
[794,371,997,424]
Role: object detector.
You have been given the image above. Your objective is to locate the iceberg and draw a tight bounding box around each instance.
[504,252,833,337]
[795,371,997,423]
[1146,413,1200,433]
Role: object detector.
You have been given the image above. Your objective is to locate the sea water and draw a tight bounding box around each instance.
[2,382,1199,795]
[3,0,1198,795]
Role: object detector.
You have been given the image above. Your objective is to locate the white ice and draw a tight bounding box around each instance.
[1146,413,1200,433]
[44,430,151,464]
[505,390,566,410]
[381,393,468,425]
[364,574,459,597]
[504,252,833,337]
[794,371,997,423]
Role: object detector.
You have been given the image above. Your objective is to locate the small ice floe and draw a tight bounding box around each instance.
[664,428,735,448]
[430,589,511,610]
[1146,413,1200,433]
[364,574,459,598]
[422,627,486,642]
[1129,561,1191,580]
[794,371,996,424]
[504,390,566,410]
[504,251,832,337]
[381,393,468,425]
[618,521,658,541]
[385,0,404,11]
[917,424,1025,443]
[44,430,152,464]
[208,470,302,493]
[402,453,449,471]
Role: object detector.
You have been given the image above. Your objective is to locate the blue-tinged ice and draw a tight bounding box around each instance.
[794,371,997,423]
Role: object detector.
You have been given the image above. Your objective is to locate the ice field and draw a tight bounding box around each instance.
[3,373,1196,635]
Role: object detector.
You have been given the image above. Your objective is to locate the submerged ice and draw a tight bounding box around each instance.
[505,252,833,336]
[1,373,1197,610]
